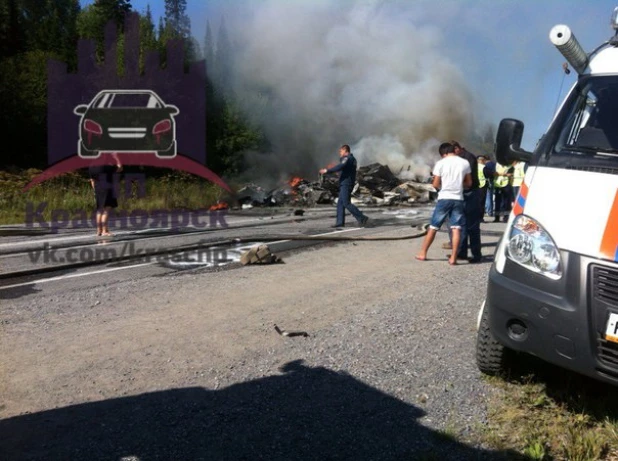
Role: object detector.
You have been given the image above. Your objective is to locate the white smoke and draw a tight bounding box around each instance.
[227,0,474,179]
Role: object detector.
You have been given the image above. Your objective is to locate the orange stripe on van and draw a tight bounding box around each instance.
[600,190,618,262]
[512,182,529,216]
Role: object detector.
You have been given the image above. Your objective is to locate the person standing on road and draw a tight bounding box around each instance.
[477,155,489,222]
[89,153,122,237]
[319,145,369,228]
[416,142,472,265]
[493,162,513,223]
[483,157,496,219]
[511,160,526,201]
[451,141,483,263]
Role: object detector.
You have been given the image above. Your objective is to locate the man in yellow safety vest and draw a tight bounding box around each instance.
[511,160,526,200]
[477,156,489,222]
[493,162,513,223]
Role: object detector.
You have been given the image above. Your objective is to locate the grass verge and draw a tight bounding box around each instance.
[0,169,228,225]
[479,355,618,460]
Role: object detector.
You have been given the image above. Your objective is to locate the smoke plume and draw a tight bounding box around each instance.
[227,0,474,182]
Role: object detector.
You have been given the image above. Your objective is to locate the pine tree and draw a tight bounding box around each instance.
[203,20,214,67]
[94,0,132,29]
[214,17,232,92]
[139,3,157,72]
[0,0,25,58]
[76,0,132,61]
[163,0,190,39]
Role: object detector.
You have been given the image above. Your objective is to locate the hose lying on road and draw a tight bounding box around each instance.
[231,223,430,243]
[0,224,430,281]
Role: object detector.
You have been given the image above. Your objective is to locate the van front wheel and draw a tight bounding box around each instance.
[476,307,510,375]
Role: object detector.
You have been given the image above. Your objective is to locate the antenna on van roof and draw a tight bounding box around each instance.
[552,63,570,117]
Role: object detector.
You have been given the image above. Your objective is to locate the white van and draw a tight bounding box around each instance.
[476,7,618,385]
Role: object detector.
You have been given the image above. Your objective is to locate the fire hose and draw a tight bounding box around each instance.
[228,223,430,243]
[0,224,430,280]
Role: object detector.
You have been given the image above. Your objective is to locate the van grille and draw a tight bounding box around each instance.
[592,265,618,367]
[593,265,618,307]
[597,335,618,367]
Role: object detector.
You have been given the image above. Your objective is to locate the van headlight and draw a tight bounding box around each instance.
[506,215,562,279]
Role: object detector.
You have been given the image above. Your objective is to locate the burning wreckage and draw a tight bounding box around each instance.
[235,163,437,208]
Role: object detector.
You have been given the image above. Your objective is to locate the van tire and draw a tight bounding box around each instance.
[476,307,509,375]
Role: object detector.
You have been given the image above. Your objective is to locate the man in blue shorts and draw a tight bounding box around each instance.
[416,142,472,265]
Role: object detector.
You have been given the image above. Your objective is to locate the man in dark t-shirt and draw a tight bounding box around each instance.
[451,141,482,263]
[88,154,122,236]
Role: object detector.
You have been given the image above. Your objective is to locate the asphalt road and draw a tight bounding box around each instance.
[0,208,522,460]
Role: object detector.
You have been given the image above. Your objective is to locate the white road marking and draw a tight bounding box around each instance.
[0,227,359,290]
[0,216,292,250]
[0,263,154,290]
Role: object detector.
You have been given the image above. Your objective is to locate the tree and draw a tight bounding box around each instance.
[0,49,54,168]
[139,4,157,72]
[214,17,232,93]
[0,0,26,59]
[163,0,189,39]
[76,0,132,61]
[203,20,214,67]
[0,0,82,169]
[93,0,131,28]
[162,0,195,64]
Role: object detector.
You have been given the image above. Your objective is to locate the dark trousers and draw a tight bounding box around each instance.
[336,182,365,226]
[494,186,513,221]
[479,186,488,220]
[457,188,482,259]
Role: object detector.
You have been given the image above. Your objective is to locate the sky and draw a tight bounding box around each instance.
[80,0,618,152]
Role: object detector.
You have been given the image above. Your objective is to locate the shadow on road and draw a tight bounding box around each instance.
[0,228,56,237]
[0,283,41,300]
[1,360,528,460]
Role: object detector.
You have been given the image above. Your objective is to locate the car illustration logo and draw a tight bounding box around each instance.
[74,89,179,159]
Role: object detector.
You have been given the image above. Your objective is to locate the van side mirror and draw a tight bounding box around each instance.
[495,118,533,164]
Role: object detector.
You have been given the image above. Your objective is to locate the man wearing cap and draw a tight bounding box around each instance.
[319,144,369,228]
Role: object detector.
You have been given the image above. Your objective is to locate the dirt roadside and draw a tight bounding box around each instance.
[1,226,514,460]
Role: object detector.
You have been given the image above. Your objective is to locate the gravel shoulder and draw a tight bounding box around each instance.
[0,223,522,460]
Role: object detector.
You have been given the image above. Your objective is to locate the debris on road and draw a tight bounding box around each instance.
[357,163,401,192]
[240,244,283,265]
[237,184,268,206]
[233,163,435,208]
[274,324,309,337]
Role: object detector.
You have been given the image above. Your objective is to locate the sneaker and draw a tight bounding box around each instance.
[359,216,369,227]
[331,224,344,229]
[468,257,483,264]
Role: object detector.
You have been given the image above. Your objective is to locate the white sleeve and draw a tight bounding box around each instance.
[433,161,442,177]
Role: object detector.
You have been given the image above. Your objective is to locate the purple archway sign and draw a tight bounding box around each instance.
[25,12,230,193]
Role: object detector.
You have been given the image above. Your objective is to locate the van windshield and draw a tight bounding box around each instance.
[544,76,618,168]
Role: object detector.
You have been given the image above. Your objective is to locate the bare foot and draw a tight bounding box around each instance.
[415,255,427,261]
[448,258,457,266]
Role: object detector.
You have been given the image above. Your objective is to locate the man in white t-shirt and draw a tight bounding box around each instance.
[415,142,472,265]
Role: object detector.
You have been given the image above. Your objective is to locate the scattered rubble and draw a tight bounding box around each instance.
[234,163,436,208]
[240,244,283,265]
[274,324,309,338]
